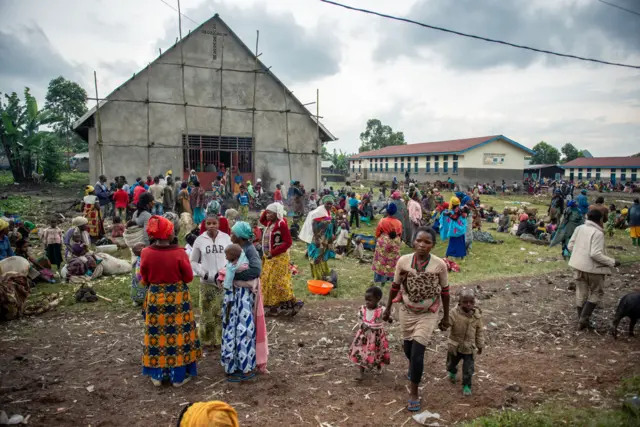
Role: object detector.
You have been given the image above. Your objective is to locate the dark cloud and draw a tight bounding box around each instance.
[374,0,640,69]
[0,24,84,99]
[155,1,341,83]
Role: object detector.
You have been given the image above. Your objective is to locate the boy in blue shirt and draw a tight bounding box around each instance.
[348,192,360,229]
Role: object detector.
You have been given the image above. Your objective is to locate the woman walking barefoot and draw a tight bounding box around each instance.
[382,227,450,412]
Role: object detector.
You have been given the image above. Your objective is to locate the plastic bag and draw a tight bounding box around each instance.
[95,253,130,275]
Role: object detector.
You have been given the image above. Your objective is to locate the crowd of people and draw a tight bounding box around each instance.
[2,170,640,415]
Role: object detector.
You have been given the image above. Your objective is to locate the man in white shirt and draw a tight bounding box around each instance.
[568,209,620,330]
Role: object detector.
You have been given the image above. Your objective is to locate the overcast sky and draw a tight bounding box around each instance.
[1,0,639,156]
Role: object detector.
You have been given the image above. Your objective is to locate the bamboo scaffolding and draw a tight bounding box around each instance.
[177,0,190,173]
[86,97,323,118]
[146,63,151,176]
[283,86,292,184]
[93,71,104,176]
[218,33,225,174]
[316,88,320,190]
[251,30,259,186]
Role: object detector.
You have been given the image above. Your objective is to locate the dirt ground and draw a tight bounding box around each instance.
[1,265,639,427]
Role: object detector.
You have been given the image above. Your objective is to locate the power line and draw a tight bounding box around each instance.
[597,0,640,17]
[320,0,640,70]
[157,0,199,25]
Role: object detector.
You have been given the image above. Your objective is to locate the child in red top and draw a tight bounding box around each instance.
[274,184,283,203]
[113,184,129,221]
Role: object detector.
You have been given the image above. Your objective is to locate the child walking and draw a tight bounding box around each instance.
[130,242,146,306]
[447,288,485,396]
[349,286,390,380]
[41,218,64,275]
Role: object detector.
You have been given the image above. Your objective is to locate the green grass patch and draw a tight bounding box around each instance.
[0,170,88,186]
[464,376,640,427]
[0,195,43,218]
[0,170,14,185]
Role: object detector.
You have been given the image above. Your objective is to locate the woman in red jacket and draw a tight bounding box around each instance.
[140,215,201,387]
[260,203,303,316]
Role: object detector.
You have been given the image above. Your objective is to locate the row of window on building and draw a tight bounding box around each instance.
[567,168,638,182]
[351,155,459,174]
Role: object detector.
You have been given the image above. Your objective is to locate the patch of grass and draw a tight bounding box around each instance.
[462,404,637,427]
[58,171,89,186]
[464,376,640,427]
[0,195,43,218]
[0,170,14,185]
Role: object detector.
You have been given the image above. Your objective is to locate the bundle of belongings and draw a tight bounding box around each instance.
[0,257,31,321]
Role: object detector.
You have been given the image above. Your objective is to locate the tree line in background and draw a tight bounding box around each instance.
[530,141,588,165]
[0,77,88,183]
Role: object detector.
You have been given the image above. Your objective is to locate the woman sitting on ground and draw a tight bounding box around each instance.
[63,217,91,260]
[14,239,55,283]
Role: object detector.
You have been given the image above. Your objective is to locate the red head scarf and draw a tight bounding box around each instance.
[147,215,174,240]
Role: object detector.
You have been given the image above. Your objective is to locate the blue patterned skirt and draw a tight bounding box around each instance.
[446,235,467,258]
[221,287,256,375]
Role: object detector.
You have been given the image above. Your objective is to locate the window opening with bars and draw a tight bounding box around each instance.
[182,135,253,173]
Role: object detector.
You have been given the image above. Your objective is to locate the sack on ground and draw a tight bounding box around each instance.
[0,257,30,276]
[95,252,131,275]
[123,226,145,248]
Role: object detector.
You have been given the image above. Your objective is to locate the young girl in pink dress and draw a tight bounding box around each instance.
[349,286,391,380]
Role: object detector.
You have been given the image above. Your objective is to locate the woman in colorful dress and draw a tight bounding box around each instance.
[372,203,402,285]
[222,222,267,381]
[260,203,302,316]
[382,227,450,412]
[190,214,232,347]
[81,185,104,240]
[139,215,201,387]
[300,195,336,280]
[190,181,207,225]
[389,191,410,246]
[442,197,469,259]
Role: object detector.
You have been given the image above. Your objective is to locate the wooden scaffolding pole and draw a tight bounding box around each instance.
[177,0,190,173]
[218,32,225,174]
[250,30,259,185]
[283,86,292,184]
[146,63,151,176]
[316,88,320,191]
[93,71,104,176]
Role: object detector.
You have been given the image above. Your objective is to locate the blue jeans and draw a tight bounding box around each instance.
[152,202,163,215]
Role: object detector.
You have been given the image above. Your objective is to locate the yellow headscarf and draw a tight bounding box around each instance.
[180,401,239,427]
[85,185,95,196]
[0,219,8,232]
[450,196,460,207]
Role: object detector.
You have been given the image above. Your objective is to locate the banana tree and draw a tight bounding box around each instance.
[0,88,60,182]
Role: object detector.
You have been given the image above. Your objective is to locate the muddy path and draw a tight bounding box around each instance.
[1,267,639,426]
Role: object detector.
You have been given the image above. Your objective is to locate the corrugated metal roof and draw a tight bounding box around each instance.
[525,164,559,169]
[562,157,640,168]
[350,135,533,159]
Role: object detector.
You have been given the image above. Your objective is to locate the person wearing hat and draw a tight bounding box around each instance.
[63,217,91,260]
[373,203,403,284]
[81,186,104,240]
[140,215,201,386]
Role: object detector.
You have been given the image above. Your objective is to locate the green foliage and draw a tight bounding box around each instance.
[359,119,405,153]
[40,133,64,182]
[45,76,89,153]
[531,141,561,165]
[329,149,349,171]
[561,143,585,163]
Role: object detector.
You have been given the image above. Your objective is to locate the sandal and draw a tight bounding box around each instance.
[227,372,256,383]
[407,399,421,412]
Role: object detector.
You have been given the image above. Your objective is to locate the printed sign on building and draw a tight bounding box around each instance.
[483,153,506,165]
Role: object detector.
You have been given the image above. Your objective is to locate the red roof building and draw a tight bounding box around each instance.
[561,157,640,183]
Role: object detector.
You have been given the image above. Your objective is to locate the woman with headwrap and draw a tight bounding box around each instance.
[372,203,403,284]
[259,203,301,316]
[301,195,336,280]
[190,212,232,346]
[0,219,15,261]
[81,185,104,240]
[190,181,207,225]
[389,191,410,246]
[516,213,535,237]
[140,215,201,386]
[292,181,305,218]
[441,197,468,259]
[177,401,239,427]
[223,221,267,381]
[199,200,231,236]
[550,199,584,259]
[131,192,154,245]
[63,217,91,260]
